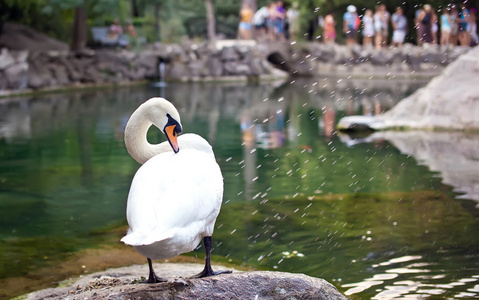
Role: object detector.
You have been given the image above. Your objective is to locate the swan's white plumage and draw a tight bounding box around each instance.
[121,98,223,260]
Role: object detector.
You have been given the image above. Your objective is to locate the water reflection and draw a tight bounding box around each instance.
[0,77,425,144]
[340,131,479,206]
[0,78,477,300]
[343,254,479,299]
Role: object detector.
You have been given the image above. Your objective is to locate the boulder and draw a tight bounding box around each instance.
[378,46,479,130]
[337,46,479,131]
[25,263,347,300]
[168,61,190,81]
[28,61,54,89]
[136,52,158,78]
[58,56,82,82]
[220,46,239,62]
[223,61,251,76]
[205,55,223,77]
[0,48,16,70]
[49,63,70,86]
[0,22,69,52]
[0,72,7,90]
[4,62,28,89]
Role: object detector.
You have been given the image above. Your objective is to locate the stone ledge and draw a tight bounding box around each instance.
[25,263,347,300]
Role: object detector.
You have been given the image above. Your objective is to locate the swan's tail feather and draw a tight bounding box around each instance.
[121,231,172,246]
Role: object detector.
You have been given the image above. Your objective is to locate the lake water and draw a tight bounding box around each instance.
[1,78,478,299]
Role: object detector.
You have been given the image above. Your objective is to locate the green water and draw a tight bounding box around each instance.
[0,79,478,299]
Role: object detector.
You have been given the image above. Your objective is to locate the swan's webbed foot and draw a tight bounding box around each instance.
[190,236,232,279]
[142,273,167,283]
[142,258,167,283]
[190,268,232,279]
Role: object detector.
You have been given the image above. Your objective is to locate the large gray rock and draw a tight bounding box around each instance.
[338,46,479,131]
[4,62,28,89]
[0,22,69,52]
[25,263,346,300]
[378,46,479,130]
[28,61,54,89]
[0,48,16,70]
[49,64,70,86]
[220,46,239,62]
[205,55,223,77]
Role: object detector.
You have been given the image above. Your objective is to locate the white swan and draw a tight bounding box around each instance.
[121,97,231,282]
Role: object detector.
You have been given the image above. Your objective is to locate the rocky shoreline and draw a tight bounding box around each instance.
[24,263,347,300]
[0,38,473,97]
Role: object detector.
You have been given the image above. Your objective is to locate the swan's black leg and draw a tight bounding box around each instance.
[142,258,167,283]
[191,236,232,278]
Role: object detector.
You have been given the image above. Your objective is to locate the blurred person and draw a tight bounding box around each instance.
[470,8,478,45]
[458,3,470,46]
[414,7,424,45]
[391,6,407,47]
[431,8,439,44]
[275,1,287,41]
[323,13,336,44]
[124,20,137,47]
[253,4,270,40]
[238,3,254,40]
[108,18,123,40]
[450,5,459,45]
[267,2,278,40]
[343,5,360,46]
[374,4,390,48]
[362,9,375,47]
[440,6,452,46]
[417,4,434,44]
[286,2,300,41]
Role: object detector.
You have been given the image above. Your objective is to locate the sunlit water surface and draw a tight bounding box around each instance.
[0,79,478,299]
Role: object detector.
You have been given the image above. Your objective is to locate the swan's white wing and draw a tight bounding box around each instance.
[122,148,223,246]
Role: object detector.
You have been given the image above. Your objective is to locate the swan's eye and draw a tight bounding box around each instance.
[165,114,182,135]
[163,114,182,136]
[173,126,181,136]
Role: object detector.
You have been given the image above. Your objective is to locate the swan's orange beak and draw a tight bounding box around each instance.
[165,124,180,153]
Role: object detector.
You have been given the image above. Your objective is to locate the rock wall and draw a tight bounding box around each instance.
[301,43,470,77]
[0,40,473,96]
[0,42,288,95]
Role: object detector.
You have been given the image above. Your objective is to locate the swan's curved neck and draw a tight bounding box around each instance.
[124,107,164,164]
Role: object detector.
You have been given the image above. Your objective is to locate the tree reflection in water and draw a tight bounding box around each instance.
[0,78,477,299]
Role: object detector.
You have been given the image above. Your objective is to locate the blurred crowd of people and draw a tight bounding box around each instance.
[238,2,478,48]
[108,18,138,47]
[327,3,478,48]
[239,1,300,41]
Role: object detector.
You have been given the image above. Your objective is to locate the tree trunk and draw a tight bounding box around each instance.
[154,3,160,41]
[204,0,216,42]
[131,0,140,17]
[71,4,87,51]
